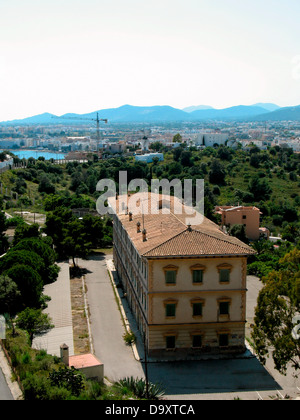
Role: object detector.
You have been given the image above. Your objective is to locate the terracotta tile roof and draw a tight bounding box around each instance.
[143,228,255,258]
[111,193,255,258]
[68,354,103,369]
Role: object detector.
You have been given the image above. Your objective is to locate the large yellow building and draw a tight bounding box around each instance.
[112,193,255,359]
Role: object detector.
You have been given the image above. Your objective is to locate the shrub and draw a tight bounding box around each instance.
[115,377,165,400]
[123,331,136,346]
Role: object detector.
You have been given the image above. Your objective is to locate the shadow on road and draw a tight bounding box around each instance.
[144,357,282,396]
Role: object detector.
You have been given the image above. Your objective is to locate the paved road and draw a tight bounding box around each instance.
[79,255,144,383]
[32,262,74,357]
[0,367,13,400]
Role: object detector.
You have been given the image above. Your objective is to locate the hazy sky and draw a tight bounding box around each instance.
[1,0,300,120]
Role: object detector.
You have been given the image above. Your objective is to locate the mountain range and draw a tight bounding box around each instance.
[2,103,300,125]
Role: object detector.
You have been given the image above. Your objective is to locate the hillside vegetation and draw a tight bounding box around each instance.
[2,144,299,240]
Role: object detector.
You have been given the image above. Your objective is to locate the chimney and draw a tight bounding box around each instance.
[60,343,69,366]
[137,221,141,233]
[129,212,133,222]
[187,224,192,232]
[142,229,147,242]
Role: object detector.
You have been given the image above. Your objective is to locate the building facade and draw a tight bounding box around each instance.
[215,206,261,241]
[112,193,255,359]
[194,133,229,148]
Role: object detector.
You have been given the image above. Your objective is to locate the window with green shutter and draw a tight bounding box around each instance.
[219,269,230,283]
[166,304,176,317]
[165,270,177,285]
[192,270,203,284]
[219,301,230,316]
[193,303,203,317]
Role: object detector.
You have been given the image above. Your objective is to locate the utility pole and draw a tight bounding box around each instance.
[143,332,149,399]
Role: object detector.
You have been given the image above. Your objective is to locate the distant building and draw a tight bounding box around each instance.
[194,133,229,148]
[215,206,262,241]
[0,140,22,149]
[105,142,127,154]
[0,155,13,170]
[135,153,164,163]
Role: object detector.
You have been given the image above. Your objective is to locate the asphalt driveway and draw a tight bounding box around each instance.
[78,254,144,383]
[0,367,13,400]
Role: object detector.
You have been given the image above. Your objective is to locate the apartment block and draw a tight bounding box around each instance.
[215,206,261,241]
[112,193,255,359]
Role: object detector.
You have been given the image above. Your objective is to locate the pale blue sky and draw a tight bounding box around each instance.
[1,0,300,120]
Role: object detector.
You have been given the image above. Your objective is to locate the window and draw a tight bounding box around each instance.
[217,264,233,284]
[190,264,206,285]
[165,271,177,285]
[219,269,230,283]
[163,265,179,285]
[166,304,176,318]
[193,303,203,317]
[166,336,176,349]
[242,215,247,220]
[219,334,229,347]
[219,301,230,316]
[193,270,203,284]
[192,335,202,348]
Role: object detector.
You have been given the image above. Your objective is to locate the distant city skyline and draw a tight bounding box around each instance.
[1,0,300,121]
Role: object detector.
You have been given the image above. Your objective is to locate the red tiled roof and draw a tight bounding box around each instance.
[68,354,102,369]
[143,228,256,257]
[112,193,255,258]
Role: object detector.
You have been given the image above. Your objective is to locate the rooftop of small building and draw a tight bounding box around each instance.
[68,354,103,369]
[215,205,261,213]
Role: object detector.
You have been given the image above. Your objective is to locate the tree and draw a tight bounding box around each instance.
[38,174,55,195]
[228,224,248,244]
[13,237,59,285]
[209,160,226,185]
[16,308,54,346]
[13,223,40,246]
[49,366,84,397]
[82,214,112,249]
[0,275,20,317]
[0,250,45,274]
[61,218,92,267]
[180,151,193,167]
[217,146,233,161]
[44,208,74,258]
[252,249,300,375]
[173,133,182,143]
[3,264,43,309]
[0,212,9,254]
[250,153,261,168]
[248,176,272,201]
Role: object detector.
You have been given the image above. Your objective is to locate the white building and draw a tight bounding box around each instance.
[135,153,164,163]
[194,133,229,147]
[0,156,14,169]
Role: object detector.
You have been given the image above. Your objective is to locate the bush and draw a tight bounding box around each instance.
[123,331,136,346]
[115,377,165,400]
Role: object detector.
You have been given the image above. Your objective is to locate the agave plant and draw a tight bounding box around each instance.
[116,376,165,400]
